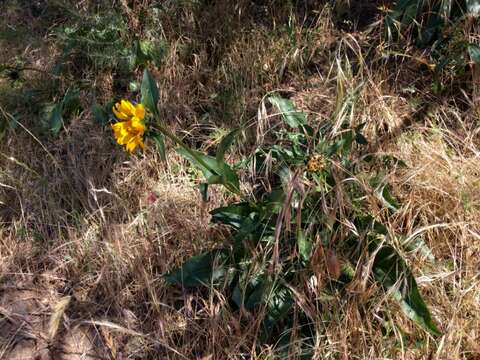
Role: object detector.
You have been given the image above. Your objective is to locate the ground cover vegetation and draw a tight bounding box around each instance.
[0,0,479,359]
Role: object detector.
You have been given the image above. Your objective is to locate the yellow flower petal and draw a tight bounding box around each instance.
[112,106,129,120]
[134,104,145,120]
[113,99,142,121]
[130,118,146,134]
[111,116,146,153]
[120,100,135,115]
[126,138,138,153]
[111,122,124,131]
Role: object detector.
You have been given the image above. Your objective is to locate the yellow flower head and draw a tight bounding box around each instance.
[112,100,145,122]
[307,154,327,173]
[111,100,146,153]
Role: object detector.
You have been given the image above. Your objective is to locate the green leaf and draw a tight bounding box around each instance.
[245,279,270,310]
[298,231,313,261]
[355,132,368,145]
[328,130,355,155]
[177,147,220,179]
[400,235,435,262]
[49,104,63,135]
[468,44,480,65]
[141,68,159,115]
[381,155,407,168]
[466,0,480,17]
[231,282,244,308]
[210,203,254,229]
[129,81,140,93]
[92,102,109,125]
[164,249,231,287]
[47,88,80,135]
[231,275,270,310]
[61,88,80,114]
[268,96,306,128]
[199,183,209,202]
[375,183,399,211]
[400,0,422,27]
[219,162,240,191]
[372,243,441,336]
[369,174,400,211]
[152,133,166,161]
[177,147,240,192]
[133,40,150,68]
[216,128,239,163]
[0,116,8,140]
[261,285,294,339]
[246,275,273,309]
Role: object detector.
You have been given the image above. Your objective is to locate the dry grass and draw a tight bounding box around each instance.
[1,1,480,359]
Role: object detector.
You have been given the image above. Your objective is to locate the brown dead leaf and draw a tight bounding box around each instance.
[99,326,117,360]
[311,243,326,287]
[326,249,341,280]
[48,296,71,342]
[311,244,341,283]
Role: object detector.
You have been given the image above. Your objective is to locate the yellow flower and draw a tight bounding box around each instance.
[111,117,146,153]
[112,100,145,122]
[111,100,146,153]
[307,154,327,172]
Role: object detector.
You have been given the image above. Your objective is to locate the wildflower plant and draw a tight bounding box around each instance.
[109,69,440,356]
[108,70,241,194]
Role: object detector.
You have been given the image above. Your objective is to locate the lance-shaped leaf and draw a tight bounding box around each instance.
[141,69,159,115]
[268,96,306,128]
[164,249,231,287]
[177,147,240,193]
[371,242,441,336]
[216,128,239,163]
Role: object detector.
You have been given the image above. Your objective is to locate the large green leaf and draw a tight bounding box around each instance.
[210,203,255,229]
[245,279,270,310]
[176,147,221,179]
[231,274,270,310]
[216,128,239,164]
[92,100,114,125]
[261,285,294,339]
[48,104,63,135]
[402,0,423,26]
[468,43,480,65]
[164,249,231,287]
[62,88,80,114]
[219,163,240,191]
[268,96,306,128]
[132,40,151,68]
[92,102,109,125]
[390,0,424,26]
[177,147,240,192]
[372,243,441,336]
[48,88,80,135]
[141,69,159,115]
